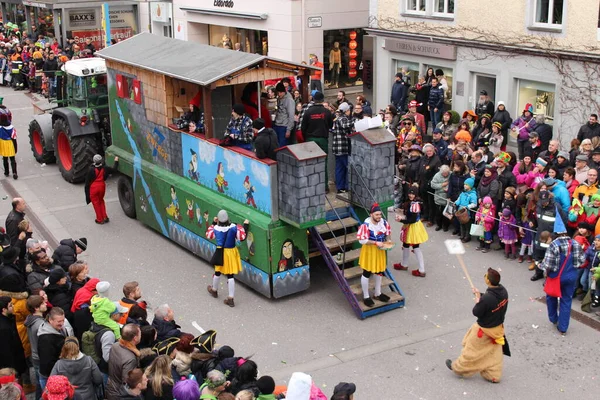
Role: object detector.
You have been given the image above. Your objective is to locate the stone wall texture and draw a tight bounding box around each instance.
[348,137,394,208]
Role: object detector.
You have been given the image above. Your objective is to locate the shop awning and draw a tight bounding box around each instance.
[96,32,318,87]
[179,7,267,20]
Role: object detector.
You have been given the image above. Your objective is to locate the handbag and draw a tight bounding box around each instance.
[470,223,484,237]
[543,242,571,298]
[443,201,456,220]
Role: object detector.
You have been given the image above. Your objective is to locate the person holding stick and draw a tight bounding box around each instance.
[356,203,392,307]
[446,268,509,383]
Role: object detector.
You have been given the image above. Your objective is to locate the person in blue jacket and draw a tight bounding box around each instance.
[455,177,478,243]
[390,72,409,113]
[427,77,445,130]
[543,177,570,213]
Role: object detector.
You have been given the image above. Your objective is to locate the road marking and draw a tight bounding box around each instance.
[192,321,205,333]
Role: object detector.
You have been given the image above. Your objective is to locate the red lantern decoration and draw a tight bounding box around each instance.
[348,69,357,78]
[349,40,358,50]
[349,59,357,69]
[349,49,357,59]
[349,31,357,40]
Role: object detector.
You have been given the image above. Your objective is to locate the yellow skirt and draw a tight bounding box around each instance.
[0,139,15,157]
[404,221,429,245]
[215,247,242,275]
[358,244,387,273]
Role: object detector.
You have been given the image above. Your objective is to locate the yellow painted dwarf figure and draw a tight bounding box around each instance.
[446,268,509,383]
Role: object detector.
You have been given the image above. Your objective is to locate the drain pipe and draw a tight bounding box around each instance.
[301,0,306,62]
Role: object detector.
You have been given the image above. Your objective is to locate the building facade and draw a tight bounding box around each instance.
[172,0,369,90]
[365,0,600,146]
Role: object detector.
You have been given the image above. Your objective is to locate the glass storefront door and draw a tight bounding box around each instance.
[323,28,365,89]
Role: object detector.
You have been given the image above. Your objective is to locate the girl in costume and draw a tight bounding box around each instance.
[84,154,119,224]
[206,210,249,307]
[475,196,496,253]
[517,191,534,263]
[356,203,392,307]
[394,187,429,277]
[498,208,518,260]
[0,105,17,179]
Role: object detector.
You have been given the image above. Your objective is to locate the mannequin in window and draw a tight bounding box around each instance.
[329,42,342,89]
[261,37,268,55]
[222,34,232,49]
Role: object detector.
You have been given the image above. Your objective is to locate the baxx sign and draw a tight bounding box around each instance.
[71,28,134,49]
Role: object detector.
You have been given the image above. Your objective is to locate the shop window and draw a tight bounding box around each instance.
[404,0,454,18]
[208,25,267,54]
[395,60,419,93]
[530,0,564,30]
[323,29,365,89]
[517,79,555,123]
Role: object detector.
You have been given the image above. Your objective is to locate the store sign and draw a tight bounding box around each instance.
[22,1,47,8]
[214,0,235,7]
[307,16,322,28]
[72,27,134,49]
[69,9,97,28]
[384,38,456,60]
[109,6,137,29]
[151,2,170,23]
[362,36,374,101]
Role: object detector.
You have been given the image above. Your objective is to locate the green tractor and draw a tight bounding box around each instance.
[28,58,111,183]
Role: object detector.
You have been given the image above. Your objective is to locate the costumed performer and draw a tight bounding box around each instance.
[393,186,429,277]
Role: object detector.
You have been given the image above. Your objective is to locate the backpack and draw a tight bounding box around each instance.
[81,326,110,364]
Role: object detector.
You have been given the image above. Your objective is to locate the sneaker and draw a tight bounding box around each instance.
[364,297,375,307]
[207,285,218,298]
[223,297,235,307]
[592,295,600,308]
[376,293,390,302]
[411,269,426,277]
[393,263,408,271]
[445,359,453,371]
[475,246,483,251]
[530,271,544,281]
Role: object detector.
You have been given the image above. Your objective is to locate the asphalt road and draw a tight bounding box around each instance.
[1,85,598,399]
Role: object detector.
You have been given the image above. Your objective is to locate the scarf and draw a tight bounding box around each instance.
[480,169,498,186]
[119,338,141,357]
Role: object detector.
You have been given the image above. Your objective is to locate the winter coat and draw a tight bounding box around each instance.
[390,80,409,108]
[45,283,74,321]
[511,114,536,142]
[5,209,25,246]
[498,215,518,242]
[300,104,333,140]
[38,319,74,377]
[533,198,567,250]
[435,121,456,138]
[427,83,444,109]
[254,128,279,160]
[536,123,553,151]
[116,384,144,399]
[577,122,600,142]
[565,179,580,197]
[0,313,27,373]
[497,167,516,191]
[447,172,468,202]
[90,295,121,340]
[455,189,478,216]
[549,181,571,213]
[404,156,422,185]
[573,180,600,205]
[526,169,545,189]
[512,162,533,187]
[430,171,449,206]
[52,239,78,271]
[27,262,62,292]
[492,109,512,146]
[143,380,173,400]
[25,313,44,365]
[107,341,140,400]
[432,138,450,164]
[473,285,508,328]
[51,352,103,399]
[151,318,182,341]
[0,262,27,293]
[417,154,441,195]
[476,204,496,232]
[477,179,500,201]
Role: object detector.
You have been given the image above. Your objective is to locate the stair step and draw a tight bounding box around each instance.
[315,217,359,235]
[342,266,363,280]
[334,248,362,265]
[358,291,404,312]
[323,233,359,251]
[349,276,394,296]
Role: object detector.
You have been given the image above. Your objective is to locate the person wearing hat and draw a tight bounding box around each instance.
[224,104,254,151]
[589,147,600,170]
[574,153,591,183]
[405,99,426,134]
[538,219,585,335]
[0,296,27,377]
[491,101,512,150]
[533,114,553,152]
[397,114,422,150]
[543,177,570,212]
[523,131,542,163]
[446,268,508,383]
[494,152,516,192]
[573,167,600,206]
[252,118,279,160]
[431,127,449,164]
[395,187,429,276]
[418,143,441,224]
[510,103,537,161]
[85,154,119,225]
[332,102,353,193]
[402,144,423,190]
[475,90,495,119]
[300,90,333,187]
[487,121,504,155]
[530,188,568,281]
[454,177,478,243]
[45,268,74,320]
[356,203,392,306]
[309,54,324,92]
[331,382,356,400]
[206,211,250,307]
[51,238,87,272]
[390,72,409,112]
[273,82,296,147]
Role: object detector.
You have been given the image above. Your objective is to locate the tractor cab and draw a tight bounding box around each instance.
[59,58,109,109]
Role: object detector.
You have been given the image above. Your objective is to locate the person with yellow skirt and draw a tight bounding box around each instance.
[357,203,392,307]
[0,103,18,179]
[206,210,249,307]
[394,186,429,277]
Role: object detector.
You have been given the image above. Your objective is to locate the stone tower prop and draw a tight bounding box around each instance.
[348,128,396,208]
[277,142,327,228]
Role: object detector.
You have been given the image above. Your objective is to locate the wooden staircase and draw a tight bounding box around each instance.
[309,192,405,319]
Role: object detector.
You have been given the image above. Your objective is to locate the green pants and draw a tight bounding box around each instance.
[306,137,328,188]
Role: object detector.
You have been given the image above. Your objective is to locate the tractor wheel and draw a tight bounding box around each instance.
[28,119,56,164]
[117,175,136,219]
[53,119,98,183]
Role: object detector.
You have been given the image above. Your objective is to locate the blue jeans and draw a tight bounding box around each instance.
[430,108,442,129]
[546,277,577,333]
[579,268,591,291]
[273,125,288,147]
[34,364,42,400]
[39,374,48,395]
[334,154,348,191]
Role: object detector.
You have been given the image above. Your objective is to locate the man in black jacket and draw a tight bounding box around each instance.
[38,307,74,388]
[446,268,508,383]
[0,246,27,295]
[42,52,59,97]
[252,118,278,160]
[577,114,600,142]
[5,197,25,246]
[0,296,27,374]
[301,91,333,189]
[535,114,553,152]
[390,72,409,112]
[52,237,87,271]
[475,90,495,119]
